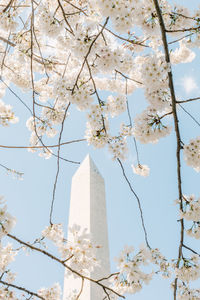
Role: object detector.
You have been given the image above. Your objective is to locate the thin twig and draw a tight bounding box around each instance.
[0,280,45,300]
[49,104,70,224]
[102,26,149,48]
[178,103,200,127]
[182,244,200,256]
[63,0,88,16]
[76,278,84,300]
[57,0,74,35]
[115,69,143,85]
[0,139,86,149]
[177,97,200,104]
[117,158,150,249]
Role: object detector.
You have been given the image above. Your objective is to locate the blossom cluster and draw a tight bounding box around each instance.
[183,137,200,172]
[110,245,153,294]
[178,195,200,240]
[38,283,61,300]
[174,255,200,283]
[133,107,171,144]
[177,282,200,300]
[2,0,194,164]
[42,223,99,276]
[0,100,19,127]
[111,244,200,296]
[0,287,18,300]
[138,54,171,111]
[132,164,150,177]
[1,0,198,167]
[0,196,16,238]
[110,245,171,295]
[0,0,200,298]
[0,243,17,273]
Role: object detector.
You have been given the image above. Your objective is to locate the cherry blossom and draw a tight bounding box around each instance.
[0,0,200,299]
[132,164,150,177]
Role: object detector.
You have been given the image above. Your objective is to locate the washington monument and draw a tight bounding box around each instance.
[63,155,110,299]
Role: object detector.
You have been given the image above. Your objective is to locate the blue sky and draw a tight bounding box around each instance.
[1,2,200,299]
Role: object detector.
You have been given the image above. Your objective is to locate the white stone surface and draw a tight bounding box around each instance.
[63,155,110,299]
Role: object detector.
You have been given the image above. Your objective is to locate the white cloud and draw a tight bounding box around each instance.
[182,76,198,94]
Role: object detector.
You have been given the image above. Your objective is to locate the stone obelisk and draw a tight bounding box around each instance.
[63,155,110,299]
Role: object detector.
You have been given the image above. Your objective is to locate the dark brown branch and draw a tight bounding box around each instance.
[101,26,149,48]
[182,244,200,256]
[97,272,119,283]
[0,36,15,47]
[176,97,200,104]
[57,0,74,35]
[166,25,200,33]
[152,1,184,299]
[2,0,14,12]
[7,234,124,299]
[63,0,88,16]
[0,280,44,300]
[159,111,173,120]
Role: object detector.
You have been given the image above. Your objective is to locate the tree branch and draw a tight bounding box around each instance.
[0,280,45,300]
[152,1,184,299]
[7,233,125,299]
[117,158,150,249]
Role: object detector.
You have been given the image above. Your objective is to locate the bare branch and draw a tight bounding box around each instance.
[0,139,86,150]
[0,280,45,300]
[117,158,151,249]
[49,104,70,225]
[178,104,200,128]
[76,278,84,300]
[176,97,200,104]
[57,0,74,35]
[2,0,14,13]
[182,244,200,256]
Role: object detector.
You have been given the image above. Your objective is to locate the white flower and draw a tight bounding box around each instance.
[38,283,61,300]
[180,194,200,222]
[107,94,127,118]
[0,243,18,273]
[39,148,53,159]
[171,41,196,64]
[42,224,64,245]
[42,223,99,276]
[111,245,154,295]
[132,164,150,177]
[108,136,128,161]
[0,100,19,127]
[183,137,200,172]
[177,282,200,300]
[133,106,171,144]
[174,255,200,283]
[0,197,16,238]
